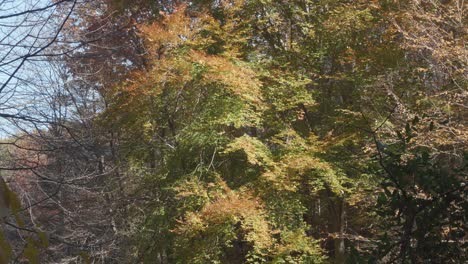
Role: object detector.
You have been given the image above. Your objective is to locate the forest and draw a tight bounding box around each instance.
[0,0,466,263]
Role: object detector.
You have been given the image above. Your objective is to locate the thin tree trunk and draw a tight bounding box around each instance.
[334,197,346,264]
[328,191,346,264]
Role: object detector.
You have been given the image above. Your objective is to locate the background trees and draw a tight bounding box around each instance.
[0,1,122,262]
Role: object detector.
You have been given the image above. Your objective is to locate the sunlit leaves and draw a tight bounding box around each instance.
[101,0,466,262]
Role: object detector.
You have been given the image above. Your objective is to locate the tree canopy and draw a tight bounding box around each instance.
[0,0,466,263]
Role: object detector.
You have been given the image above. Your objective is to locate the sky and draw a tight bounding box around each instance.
[0,0,65,138]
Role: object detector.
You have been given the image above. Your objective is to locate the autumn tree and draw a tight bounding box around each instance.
[1,0,465,263]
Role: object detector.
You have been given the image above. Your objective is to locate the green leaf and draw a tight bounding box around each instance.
[0,230,12,263]
[405,123,411,135]
[80,252,91,264]
[37,231,49,248]
[23,239,39,264]
[377,193,387,205]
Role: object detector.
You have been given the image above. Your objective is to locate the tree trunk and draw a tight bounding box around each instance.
[328,191,346,264]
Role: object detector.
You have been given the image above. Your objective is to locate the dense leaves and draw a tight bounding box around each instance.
[98,0,467,263]
[1,0,465,263]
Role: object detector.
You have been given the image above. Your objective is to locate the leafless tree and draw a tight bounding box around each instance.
[0,1,125,263]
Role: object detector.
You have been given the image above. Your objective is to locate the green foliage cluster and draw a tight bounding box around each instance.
[100,0,466,263]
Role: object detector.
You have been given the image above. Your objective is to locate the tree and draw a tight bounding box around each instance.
[105,0,466,263]
[374,121,466,263]
[1,0,465,263]
[0,1,127,262]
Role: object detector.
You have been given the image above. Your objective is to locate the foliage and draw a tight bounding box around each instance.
[102,0,466,263]
[1,0,465,263]
[373,120,466,263]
